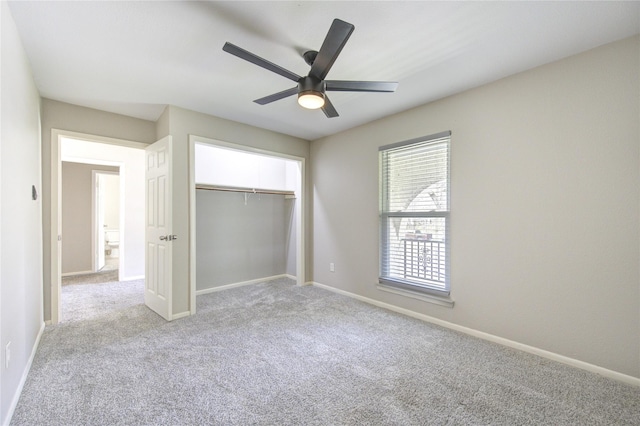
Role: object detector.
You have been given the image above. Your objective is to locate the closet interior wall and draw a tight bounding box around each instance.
[194,143,299,292]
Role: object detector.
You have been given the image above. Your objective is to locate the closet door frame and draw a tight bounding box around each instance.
[188,135,306,314]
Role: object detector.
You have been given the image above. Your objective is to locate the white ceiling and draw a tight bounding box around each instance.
[8,1,640,141]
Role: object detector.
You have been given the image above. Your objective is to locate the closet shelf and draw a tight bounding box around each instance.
[196,183,295,197]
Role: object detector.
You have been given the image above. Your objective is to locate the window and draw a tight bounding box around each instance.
[379,131,451,298]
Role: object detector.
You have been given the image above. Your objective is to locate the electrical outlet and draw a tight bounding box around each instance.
[329,262,335,272]
[5,341,11,369]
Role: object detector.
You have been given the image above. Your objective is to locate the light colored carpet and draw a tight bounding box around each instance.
[11,278,640,425]
[60,278,143,323]
[62,270,119,286]
[62,257,119,286]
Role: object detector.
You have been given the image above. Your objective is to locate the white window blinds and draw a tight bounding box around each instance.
[379,131,451,295]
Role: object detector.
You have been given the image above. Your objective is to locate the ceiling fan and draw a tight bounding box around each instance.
[223,18,398,118]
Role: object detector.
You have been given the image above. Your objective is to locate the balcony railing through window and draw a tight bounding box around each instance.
[400,238,446,285]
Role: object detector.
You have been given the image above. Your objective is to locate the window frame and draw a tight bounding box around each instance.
[378,131,452,301]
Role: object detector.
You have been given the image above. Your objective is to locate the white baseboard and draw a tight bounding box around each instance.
[196,274,289,295]
[4,321,46,426]
[61,270,93,277]
[62,272,143,281]
[171,311,191,320]
[121,274,144,281]
[311,281,640,388]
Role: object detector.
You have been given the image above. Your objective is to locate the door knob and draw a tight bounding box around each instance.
[159,236,168,241]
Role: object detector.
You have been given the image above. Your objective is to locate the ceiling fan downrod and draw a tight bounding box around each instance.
[303,50,318,66]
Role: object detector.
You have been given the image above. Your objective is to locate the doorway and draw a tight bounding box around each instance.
[51,130,147,324]
[60,162,120,280]
[94,171,120,273]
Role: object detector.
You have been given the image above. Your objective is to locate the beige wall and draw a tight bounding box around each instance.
[311,36,640,378]
[29,18,637,384]
[41,99,156,320]
[162,106,310,316]
[61,138,146,281]
[196,191,290,289]
[1,2,44,423]
[41,100,310,320]
[61,162,118,274]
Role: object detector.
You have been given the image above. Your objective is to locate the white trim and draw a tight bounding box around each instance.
[62,156,123,167]
[193,137,305,163]
[196,275,289,295]
[56,129,148,150]
[4,322,45,426]
[121,274,145,281]
[188,135,307,315]
[311,281,640,387]
[188,138,197,314]
[61,270,94,277]
[51,130,61,325]
[91,170,97,272]
[62,273,141,280]
[377,283,454,308]
[171,311,191,320]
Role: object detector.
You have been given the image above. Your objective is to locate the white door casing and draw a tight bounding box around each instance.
[145,136,173,320]
[95,172,106,271]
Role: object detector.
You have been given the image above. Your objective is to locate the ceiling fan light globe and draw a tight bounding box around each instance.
[298,91,325,109]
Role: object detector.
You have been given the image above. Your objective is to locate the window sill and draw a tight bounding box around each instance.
[377,283,455,308]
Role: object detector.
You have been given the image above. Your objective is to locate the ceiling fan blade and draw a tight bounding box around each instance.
[321,95,339,118]
[254,87,299,105]
[310,19,355,81]
[326,80,398,92]
[223,42,301,82]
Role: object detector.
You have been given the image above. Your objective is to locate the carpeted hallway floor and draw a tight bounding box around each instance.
[10,278,640,425]
[61,257,119,286]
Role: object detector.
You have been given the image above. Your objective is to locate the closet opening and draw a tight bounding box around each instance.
[189,137,305,312]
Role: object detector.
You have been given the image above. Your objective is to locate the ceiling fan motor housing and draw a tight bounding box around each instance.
[298,76,325,96]
[298,76,326,109]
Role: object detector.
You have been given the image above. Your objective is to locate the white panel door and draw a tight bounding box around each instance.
[145,136,172,320]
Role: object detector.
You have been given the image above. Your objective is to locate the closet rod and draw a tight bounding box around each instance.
[195,184,295,197]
